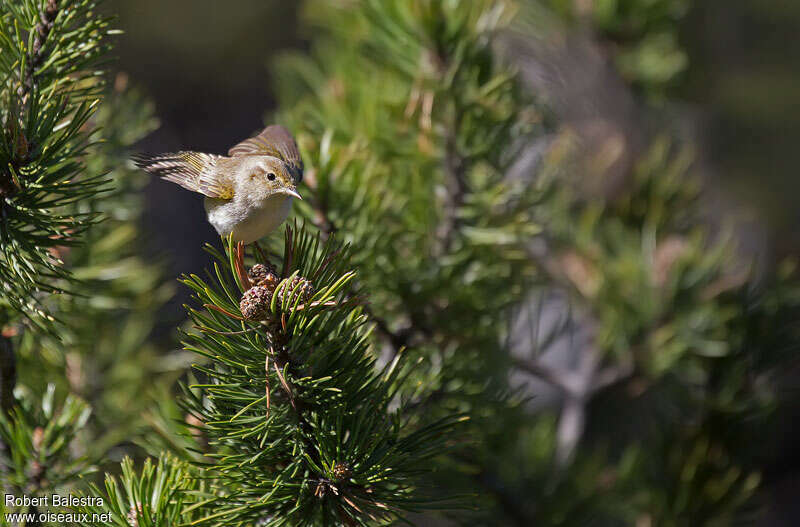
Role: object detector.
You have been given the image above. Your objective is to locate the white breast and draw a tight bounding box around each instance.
[205,194,294,243]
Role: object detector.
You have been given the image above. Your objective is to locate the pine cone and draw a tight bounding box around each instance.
[332,462,351,481]
[239,285,274,320]
[277,276,315,306]
[248,263,278,288]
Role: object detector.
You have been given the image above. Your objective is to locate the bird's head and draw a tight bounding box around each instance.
[237,155,302,202]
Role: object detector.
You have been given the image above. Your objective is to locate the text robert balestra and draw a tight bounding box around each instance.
[5,493,105,507]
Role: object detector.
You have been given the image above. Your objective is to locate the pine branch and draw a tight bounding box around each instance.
[75,455,203,526]
[18,0,59,103]
[0,0,115,327]
[176,227,464,525]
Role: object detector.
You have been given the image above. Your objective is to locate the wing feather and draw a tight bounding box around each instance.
[228,125,304,182]
[132,151,234,199]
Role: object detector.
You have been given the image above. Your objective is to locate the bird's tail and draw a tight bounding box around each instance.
[131,151,232,199]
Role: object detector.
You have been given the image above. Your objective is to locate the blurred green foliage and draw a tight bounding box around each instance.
[545,0,690,96]
[264,0,800,525]
[0,385,94,508]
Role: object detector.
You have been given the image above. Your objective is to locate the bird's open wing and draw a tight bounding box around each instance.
[228,125,304,182]
[132,151,234,199]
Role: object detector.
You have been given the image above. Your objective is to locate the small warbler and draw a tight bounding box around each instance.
[133,125,303,243]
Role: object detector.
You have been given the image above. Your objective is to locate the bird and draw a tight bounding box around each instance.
[133,125,304,243]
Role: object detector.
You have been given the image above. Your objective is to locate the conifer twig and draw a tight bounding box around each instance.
[19,0,60,101]
[3,0,59,198]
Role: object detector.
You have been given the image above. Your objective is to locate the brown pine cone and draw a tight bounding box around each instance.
[332,462,352,481]
[247,263,279,288]
[239,285,274,320]
[277,276,315,306]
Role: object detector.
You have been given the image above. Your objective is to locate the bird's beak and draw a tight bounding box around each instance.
[285,188,302,200]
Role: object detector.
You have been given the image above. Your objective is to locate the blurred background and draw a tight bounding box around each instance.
[107,0,800,523]
[109,0,800,307]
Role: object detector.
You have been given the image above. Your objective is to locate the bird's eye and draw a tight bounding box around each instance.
[267,173,276,181]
